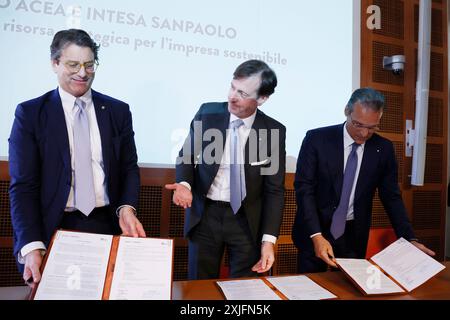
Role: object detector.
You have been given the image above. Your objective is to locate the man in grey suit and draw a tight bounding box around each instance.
[166,60,286,279]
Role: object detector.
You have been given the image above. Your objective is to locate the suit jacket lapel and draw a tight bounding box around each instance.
[244,110,266,183]
[354,137,379,201]
[329,124,345,200]
[47,89,70,169]
[92,90,112,178]
[217,107,230,151]
[208,104,230,181]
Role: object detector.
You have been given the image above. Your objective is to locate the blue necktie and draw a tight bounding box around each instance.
[330,142,360,240]
[230,119,246,214]
[73,98,96,216]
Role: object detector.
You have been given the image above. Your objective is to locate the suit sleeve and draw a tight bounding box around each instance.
[260,124,286,237]
[175,106,203,185]
[293,131,322,237]
[378,141,416,240]
[117,105,140,209]
[8,104,45,257]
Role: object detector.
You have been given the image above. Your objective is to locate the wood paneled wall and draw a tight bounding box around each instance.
[0,161,298,286]
[361,0,448,258]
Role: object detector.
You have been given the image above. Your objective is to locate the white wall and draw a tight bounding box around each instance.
[0,0,355,171]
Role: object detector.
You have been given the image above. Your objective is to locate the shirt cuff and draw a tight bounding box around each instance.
[179,181,191,191]
[310,232,322,239]
[262,234,277,244]
[19,242,46,264]
[116,205,137,218]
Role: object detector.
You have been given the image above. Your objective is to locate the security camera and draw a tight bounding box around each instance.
[383,55,405,75]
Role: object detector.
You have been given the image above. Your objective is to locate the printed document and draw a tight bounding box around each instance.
[109,237,173,300]
[34,231,112,300]
[371,237,445,292]
[216,279,281,300]
[336,258,405,295]
[266,275,337,300]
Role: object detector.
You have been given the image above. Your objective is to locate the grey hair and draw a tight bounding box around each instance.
[345,87,385,113]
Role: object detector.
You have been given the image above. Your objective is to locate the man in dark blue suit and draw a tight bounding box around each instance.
[8,29,146,288]
[166,60,286,279]
[292,87,434,273]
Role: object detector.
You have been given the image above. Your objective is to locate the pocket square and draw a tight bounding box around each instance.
[250,159,270,166]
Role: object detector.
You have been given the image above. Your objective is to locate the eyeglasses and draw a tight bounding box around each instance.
[62,60,99,73]
[349,114,380,132]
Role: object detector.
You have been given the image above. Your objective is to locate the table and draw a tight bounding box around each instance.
[172,261,450,300]
[1,262,449,300]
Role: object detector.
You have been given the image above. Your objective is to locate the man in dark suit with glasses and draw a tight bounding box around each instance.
[9,29,146,288]
[292,87,435,273]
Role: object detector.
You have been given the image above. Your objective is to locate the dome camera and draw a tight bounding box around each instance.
[383,55,405,75]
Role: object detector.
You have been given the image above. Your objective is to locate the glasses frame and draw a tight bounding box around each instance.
[348,114,380,132]
[61,60,99,74]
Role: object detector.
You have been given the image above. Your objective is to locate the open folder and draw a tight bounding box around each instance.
[216,276,337,300]
[336,237,445,295]
[30,230,174,300]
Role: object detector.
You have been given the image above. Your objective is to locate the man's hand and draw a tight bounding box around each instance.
[165,183,193,209]
[312,234,337,268]
[411,240,436,257]
[252,241,275,273]
[23,250,43,289]
[119,207,146,238]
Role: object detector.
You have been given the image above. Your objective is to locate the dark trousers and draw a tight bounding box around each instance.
[297,220,359,273]
[59,206,121,235]
[188,200,259,280]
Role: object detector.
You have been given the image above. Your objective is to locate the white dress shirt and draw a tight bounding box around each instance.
[59,87,109,210]
[342,124,365,221]
[310,123,365,238]
[182,110,277,244]
[206,112,256,201]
